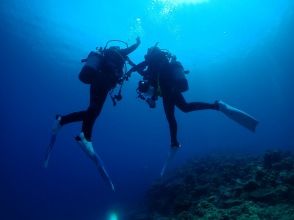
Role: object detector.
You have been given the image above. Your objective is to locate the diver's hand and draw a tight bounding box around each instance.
[126,69,134,78]
[136,37,141,45]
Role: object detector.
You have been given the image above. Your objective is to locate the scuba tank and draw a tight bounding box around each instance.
[148,47,189,93]
[79,40,135,106]
[169,59,189,92]
[84,51,103,71]
[79,40,129,85]
[102,46,125,84]
[79,51,103,84]
[135,45,190,109]
[145,46,189,93]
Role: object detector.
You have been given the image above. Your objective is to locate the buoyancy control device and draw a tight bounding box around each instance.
[136,45,190,108]
[79,40,128,85]
[79,40,134,106]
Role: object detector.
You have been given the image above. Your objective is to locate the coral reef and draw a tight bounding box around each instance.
[131,150,294,220]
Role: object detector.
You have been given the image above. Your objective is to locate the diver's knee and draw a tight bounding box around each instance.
[179,105,190,113]
[87,104,100,114]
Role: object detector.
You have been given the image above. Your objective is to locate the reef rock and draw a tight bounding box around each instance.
[130,150,294,219]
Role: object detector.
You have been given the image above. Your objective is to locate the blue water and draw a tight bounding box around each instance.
[1,0,294,219]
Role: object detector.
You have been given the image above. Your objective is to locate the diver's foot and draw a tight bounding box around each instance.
[75,132,95,157]
[214,100,221,110]
[216,100,230,112]
[52,115,62,135]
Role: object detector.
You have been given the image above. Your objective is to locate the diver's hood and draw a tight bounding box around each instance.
[145,46,163,62]
[145,46,170,65]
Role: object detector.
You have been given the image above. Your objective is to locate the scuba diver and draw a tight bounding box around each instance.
[129,46,219,147]
[127,45,258,175]
[44,37,141,191]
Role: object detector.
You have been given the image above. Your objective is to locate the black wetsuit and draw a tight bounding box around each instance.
[60,43,140,141]
[161,85,217,146]
[133,58,218,146]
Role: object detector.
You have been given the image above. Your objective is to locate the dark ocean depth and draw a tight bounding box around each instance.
[0,1,293,219]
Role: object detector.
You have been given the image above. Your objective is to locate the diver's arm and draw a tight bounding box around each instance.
[126,61,148,77]
[120,37,141,56]
[125,56,136,67]
[132,61,148,72]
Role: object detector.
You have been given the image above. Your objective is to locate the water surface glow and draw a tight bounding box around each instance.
[152,0,210,15]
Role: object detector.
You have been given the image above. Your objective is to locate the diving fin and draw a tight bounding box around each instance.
[44,116,62,168]
[94,154,115,192]
[160,147,180,177]
[76,133,115,192]
[44,134,57,168]
[218,101,258,132]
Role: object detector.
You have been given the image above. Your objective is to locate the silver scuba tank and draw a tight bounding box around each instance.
[79,51,103,84]
[84,51,103,71]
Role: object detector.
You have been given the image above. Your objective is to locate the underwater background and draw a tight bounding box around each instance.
[0,0,293,219]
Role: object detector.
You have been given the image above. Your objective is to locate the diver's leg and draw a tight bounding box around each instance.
[82,83,109,141]
[75,83,115,191]
[174,92,218,113]
[162,95,180,147]
[76,81,108,158]
[59,111,86,125]
[50,112,86,135]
